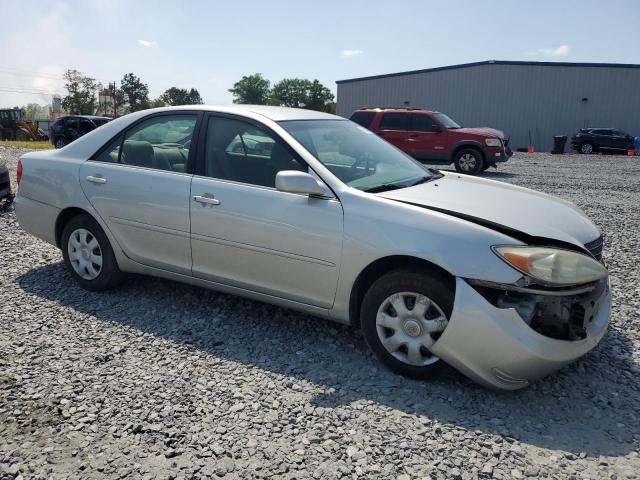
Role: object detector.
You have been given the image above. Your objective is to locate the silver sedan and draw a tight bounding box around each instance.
[14,105,610,390]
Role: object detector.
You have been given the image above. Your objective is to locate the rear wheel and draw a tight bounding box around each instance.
[453,148,484,174]
[360,269,454,379]
[580,142,594,154]
[61,214,125,291]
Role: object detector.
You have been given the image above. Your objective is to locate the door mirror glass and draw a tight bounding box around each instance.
[276,171,326,197]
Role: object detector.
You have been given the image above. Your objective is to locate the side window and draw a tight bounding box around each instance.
[204,116,306,188]
[349,111,375,128]
[410,114,437,132]
[94,135,122,163]
[121,115,197,172]
[379,113,407,130]
[78,119,94,135]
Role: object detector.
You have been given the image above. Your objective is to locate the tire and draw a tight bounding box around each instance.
[61,214,125,291]
[481,164,490,172]
[360,268,455,380]
[54,137,66,149]
[453,148,484,174]
[580,142,594,154]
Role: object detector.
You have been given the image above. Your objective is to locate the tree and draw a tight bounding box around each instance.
[228,73,270,104]
[22,103,49,119]
[120,73,150,113]
[270,78,335,112]
[306,80,335,112]
[160,87,204,106]
[61,69,98,115]
[150,98,167,108]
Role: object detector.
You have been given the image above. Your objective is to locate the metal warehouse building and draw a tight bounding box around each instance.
[336,60,640,152]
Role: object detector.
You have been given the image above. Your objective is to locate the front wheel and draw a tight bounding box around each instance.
[360,269,454,379]
[61,214,125,291]
[453,148,484,174]
[580,142,594,154]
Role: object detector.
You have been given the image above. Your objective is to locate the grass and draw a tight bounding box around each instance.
[0,140,53,150]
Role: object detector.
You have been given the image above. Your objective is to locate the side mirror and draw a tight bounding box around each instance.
[432,124,443,133]
[276,171,327,197]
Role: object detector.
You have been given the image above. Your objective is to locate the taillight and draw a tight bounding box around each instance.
[17,158,22,184]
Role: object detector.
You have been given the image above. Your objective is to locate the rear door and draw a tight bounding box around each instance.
[189,113,343,308]
[407,113,447,161]
[79,112,200,275]
[376,112,408,151]
[611,130,632,150]
[592,129,613,149]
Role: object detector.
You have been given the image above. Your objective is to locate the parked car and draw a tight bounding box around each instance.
[0,162,12,208]
[570,128,634,154]
[14,105,610,390]
[350,108,512,174]
[50,115,111,149]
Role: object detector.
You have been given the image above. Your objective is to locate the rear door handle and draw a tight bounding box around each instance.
[86,175,107,184]
[193,194,220,206]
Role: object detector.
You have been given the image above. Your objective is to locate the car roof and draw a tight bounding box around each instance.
[354,107,436,114]
[126,105,341,122]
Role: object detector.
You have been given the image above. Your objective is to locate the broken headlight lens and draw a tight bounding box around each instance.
[493,246,608,286]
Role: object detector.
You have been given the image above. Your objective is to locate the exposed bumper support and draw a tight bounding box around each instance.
[430,278,611,390]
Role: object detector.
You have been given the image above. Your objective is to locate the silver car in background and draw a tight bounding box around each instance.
[14,105,610,390]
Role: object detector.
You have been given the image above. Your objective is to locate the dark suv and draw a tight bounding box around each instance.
[570,128,634,154]
[350,108,511,174]
[50,115,111,149]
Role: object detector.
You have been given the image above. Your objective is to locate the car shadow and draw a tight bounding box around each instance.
[17,262,639,458]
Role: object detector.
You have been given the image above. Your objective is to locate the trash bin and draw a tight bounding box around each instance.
[552,135,567,154]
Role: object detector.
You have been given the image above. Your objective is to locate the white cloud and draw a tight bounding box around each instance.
[138,39,157,47]
[527,44,570,58]
[340,49,363,59]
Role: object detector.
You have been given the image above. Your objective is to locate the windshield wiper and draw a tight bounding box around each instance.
[410,175,432,186]
[364,183,406,193]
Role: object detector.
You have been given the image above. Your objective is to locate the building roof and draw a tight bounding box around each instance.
[336,60,640,84]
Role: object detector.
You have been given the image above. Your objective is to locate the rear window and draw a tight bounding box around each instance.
[379,113,407,130]
[349,111,375,128]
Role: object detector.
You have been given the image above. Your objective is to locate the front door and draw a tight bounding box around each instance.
[376,112,409,151]
[407,113,447,161]
[190,114,343,308]
[79,113,200,275]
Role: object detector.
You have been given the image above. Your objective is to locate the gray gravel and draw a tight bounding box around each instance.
[1,146,639,480]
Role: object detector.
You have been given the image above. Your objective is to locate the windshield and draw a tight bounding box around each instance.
[433,112,461,129]
[279,119,433,192]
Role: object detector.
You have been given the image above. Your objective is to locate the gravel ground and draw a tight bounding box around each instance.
[1,147,639,480]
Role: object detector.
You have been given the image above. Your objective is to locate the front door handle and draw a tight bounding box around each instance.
[86,175,107,184]
[193,194,220,206]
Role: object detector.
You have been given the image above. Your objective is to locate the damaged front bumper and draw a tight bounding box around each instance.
[430,277,611,390]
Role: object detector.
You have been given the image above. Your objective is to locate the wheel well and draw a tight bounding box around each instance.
[451,144,486,163]
[348,255,455,328]
[54,207,91,247]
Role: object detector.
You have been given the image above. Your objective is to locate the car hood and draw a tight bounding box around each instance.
[377,173,600,248]
[453,127,505,139]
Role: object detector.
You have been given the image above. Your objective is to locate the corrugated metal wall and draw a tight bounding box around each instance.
[337,64,640,152]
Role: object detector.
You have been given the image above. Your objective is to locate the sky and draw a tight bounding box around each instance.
[1,0,639,109]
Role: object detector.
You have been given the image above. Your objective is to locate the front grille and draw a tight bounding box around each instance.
[584,236,603,261]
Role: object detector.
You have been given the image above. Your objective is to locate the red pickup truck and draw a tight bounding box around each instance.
[350,108,512,175]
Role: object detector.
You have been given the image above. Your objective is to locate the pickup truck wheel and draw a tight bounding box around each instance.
[580,142,594,154]
[61,214,125,291]
[360,269,454,380]
[453,148,483,174]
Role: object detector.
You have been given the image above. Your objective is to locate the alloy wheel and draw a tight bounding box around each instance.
[67,228,103,280]
[375,291,448,366]
[458,153,477,171]
[581,143,593,154]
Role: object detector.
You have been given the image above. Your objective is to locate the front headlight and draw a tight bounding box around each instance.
[485,138,502,147]
[493,246,608,286]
